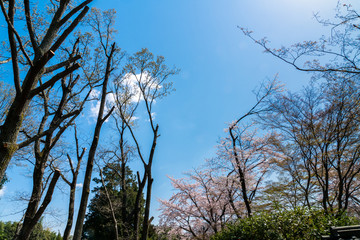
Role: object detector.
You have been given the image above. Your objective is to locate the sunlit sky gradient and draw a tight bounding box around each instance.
[1,0,359,232]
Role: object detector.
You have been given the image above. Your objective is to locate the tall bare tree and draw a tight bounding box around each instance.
[0,0,93,183]
[114,48,178,239]
[260,78,360,214]
[13,38,92,240]
[73,8,122,239]
[59,126,86,240]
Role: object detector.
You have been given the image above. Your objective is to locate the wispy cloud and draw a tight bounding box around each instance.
[76,183,83,188]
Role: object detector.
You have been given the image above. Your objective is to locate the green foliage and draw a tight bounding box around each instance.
[0,220,61,240]
[211,208,359,240]
[82,164,144,239]
[0,221,17,240]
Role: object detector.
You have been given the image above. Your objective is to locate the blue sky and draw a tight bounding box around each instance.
[1,0,357,232]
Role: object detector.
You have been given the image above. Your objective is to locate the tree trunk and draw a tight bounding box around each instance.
[140,126,158,240]
[141,175,153,240]
[73,43,116,240]
[14,170,60,240]
[229,128,252,218]
[63,182,76,240]
[0,96,31,181]
[133,172,147,240]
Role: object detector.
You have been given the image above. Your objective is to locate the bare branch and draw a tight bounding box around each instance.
[59,0,93,26]
[29,63,81,98]
[44,55,81,74]
[50,6,90,53]
[0,0,33,66]
[24,0,39,51]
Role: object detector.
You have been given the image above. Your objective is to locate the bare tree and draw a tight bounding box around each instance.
[58,126,85,240]
[240,3,360,80]
[260,78,360,214]
[0,0,93,183]
[73,8,122,239]
[114,48,178,239]
[13,39,92,240]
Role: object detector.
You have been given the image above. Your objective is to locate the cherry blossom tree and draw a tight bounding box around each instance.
[159,79,282,239]
[159,168,238,240]
[217,124,279,217]
[219,79,282,217]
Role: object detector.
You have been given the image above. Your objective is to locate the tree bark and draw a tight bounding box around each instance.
[73,43,116,240]
[13,170,60,240]
[63,182,76,240]
[63,130,85,240]
[140,125,158,240]
[133,172,147,240]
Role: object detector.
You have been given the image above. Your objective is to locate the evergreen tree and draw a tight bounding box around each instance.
[82,164,144,239]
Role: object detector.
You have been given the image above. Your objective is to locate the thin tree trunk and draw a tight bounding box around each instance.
[63,182,76,240]
[119,131,128,229]
[99,168,119,240]
[73,43,116,240]
[61,126,85,240]
[133,172,147,240]
[140,125,158,240]
[229,128,252,218]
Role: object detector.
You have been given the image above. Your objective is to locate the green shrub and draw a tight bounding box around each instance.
[0,220,61,240]
[211,208,359,240]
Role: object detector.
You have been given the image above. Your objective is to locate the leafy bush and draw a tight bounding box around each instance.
[0,220,61,240]
[211,208,359,240]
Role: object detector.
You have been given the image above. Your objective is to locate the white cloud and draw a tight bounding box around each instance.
[88,71,161,121]
[76,183,83,188]
[89,89,100,99]
[0,186,6,197]
[130,116,139,122]
[89,92,116,119]
[107,92,116,105]
[150,112,156,121]
[122,72,161,103]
